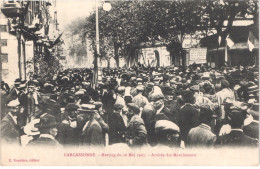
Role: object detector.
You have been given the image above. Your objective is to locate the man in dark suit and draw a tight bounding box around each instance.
[6,78,21,103]
[108,101,127,145]
[178,90,200,143]
[187,105,217,148]
[145,92,172,146]
[125,103,147,147]
[81,109,105,147]
[1,99,22,145]
[27,114,61,147]
[220,109,258,147]
[56,103,81,147]
[1,88,7,119]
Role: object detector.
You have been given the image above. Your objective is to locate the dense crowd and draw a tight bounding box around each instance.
[0,64,259,149]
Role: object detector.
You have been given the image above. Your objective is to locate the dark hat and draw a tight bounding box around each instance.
[228,109,247,126]
[39,114,57,129]
[18,83,27,89]
[221,79,229,88]
[161,86,174,95]
[21,80,27,84]
[199,104,214,123]
[182,90,195,103]
[124,95,133,104]
[65,103,79,111]
[28,81,35,88]
[64,95,76,104]
[127,103,140,114]
[14,78,21,85]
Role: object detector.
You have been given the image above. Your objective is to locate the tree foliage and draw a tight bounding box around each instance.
[67,0,259,67]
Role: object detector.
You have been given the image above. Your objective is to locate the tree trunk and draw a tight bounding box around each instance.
[114,42,119,67]
[107,58,110,68]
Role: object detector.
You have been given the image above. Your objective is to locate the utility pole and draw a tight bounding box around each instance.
[93,0,99,89]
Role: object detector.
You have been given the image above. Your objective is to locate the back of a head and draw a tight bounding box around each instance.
[199,105,213,124]
[38,114,57,134]
[221,79,230,89]
[228,109,247,129]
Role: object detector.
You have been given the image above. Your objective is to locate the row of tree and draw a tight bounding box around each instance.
[67,0,258,67]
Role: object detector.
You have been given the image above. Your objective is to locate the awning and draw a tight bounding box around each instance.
[200,25,252,50]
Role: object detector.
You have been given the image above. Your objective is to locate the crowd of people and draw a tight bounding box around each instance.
[0,63,259,149]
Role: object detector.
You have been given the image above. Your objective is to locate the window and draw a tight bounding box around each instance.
[0,39,7,46]
[0,25,7,32]
[1,69,9,77]
[1,54,8,63]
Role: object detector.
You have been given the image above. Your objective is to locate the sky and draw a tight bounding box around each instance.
[56,0,96,30]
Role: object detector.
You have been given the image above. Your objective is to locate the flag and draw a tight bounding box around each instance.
[226,35,234,48]
[248,31,255,52]
[48,33,63,48]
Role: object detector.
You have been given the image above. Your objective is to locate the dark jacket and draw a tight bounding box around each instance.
[219,130,258,147]
[126,115,147,147]
[56,117,82,147]
[147,106,171,146]
[243,121,259,140]
[165,100,181,123]
[0,113,20,145]
[27,135,61,147]
[178,104,200,142]
[82,119,104,147]
[108,112,127,145]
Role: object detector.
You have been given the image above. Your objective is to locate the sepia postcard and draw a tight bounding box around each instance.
[0,0,259,166]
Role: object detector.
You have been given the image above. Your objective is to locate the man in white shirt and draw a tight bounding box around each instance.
[216,79,235,120]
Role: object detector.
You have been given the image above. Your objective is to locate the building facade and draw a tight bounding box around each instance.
[0,0,61,85]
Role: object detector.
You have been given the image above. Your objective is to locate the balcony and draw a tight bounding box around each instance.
[1,2,22,18]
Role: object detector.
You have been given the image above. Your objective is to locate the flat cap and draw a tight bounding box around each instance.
[136,85,145,91]
[150,92,164,101]
[190,85,200,92]
[114,99,125,110]
[155,120,180,134]
[127,103,140,114]
[117,86,125,92]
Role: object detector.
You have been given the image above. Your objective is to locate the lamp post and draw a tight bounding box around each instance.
[93,0,111,89]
